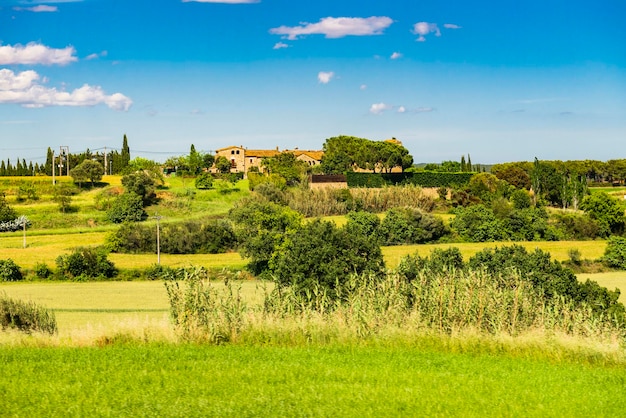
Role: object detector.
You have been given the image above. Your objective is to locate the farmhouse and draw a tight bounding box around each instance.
[214,146,323,174]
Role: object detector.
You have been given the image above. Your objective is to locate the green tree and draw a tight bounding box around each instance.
[268,219,385,301]
[44,147,54,176]
[603,236,626,269]
[120,134,131,171]
[262,152,308,186]
[580,192,626,237]
[0,192,17,222]
[379,207,447,245]
[70,160,103,187]
[215,156,232,174]
[107,192,147,223]
[228,197,302,275]
[53,183,76,213]
[121,171,157,206]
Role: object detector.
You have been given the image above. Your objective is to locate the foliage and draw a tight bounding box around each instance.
[253,182,286,204]
[215,156,232,174]
[451,204,554,242]
[491,163,532,189]
[0,192,17,222]
[467,245,624,319]
[468,173,507,203]
[262,152,309,186]
[70,160,104,186]
[603,236,626,270]
[268,219,385,301]
[194,172,214,189]
[0,292,57,334]
[228,196,302,275]
[52,183,76,213]
[121,171,157,206]
[321,135,413,174]
[34,262,53,279]
[0,259,23,282]
[346,172,474,188]
[107,192,147,223]
[16,183,38,202]
[550,211,600,240]
[345,211,381,243]
[55,247,117,280]
[580,192,626,237]
[247,172,287,192]
[107,218,237,254]
[378,207,447,245]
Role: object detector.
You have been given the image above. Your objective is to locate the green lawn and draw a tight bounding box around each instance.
[1,344,625,417]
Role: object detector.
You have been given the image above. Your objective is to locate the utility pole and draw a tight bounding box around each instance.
[52,150,55,185]
[60,146,69,176]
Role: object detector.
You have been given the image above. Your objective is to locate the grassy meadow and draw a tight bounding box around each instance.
[2,175,626,416]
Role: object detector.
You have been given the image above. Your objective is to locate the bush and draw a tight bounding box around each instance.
[34,262,53,279]
[107,218,237,254]
[581,192,626,237]
[0,192,17,222]
[121,171,157,206]
[268,219,385,302]
[228,197,302,275]
[0,259,23,282]
[345,211,381,243]
[550,211,599,240]
[195,172,214,190]
[603,236,626,270]
[379,207,447,245]
[0,293,57,334]
[55,247,118,280]
[107,192,147,223]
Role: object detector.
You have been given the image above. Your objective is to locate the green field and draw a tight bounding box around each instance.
[1,343,625,417]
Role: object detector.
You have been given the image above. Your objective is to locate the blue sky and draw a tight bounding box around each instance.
[1,0,625,165]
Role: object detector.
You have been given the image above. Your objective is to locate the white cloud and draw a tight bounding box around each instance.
[273,42,289,50]
[369,102,392,115]
[0,69,132,111]
[13,5,58,12]
[397,106,406,113]
[270,16,393,40]
[415,107,434,113]
[182,0,259,3]
[318,71,335,84]
[86,50,108,60]
[0,43,77,66]
[444,23,462,29]
[360,84,367,90]
[390,52,402,60]
[412,22,440,42]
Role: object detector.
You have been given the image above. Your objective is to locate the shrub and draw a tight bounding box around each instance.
[581,192,626,237]
[268,219,385,302]
[0,259,23,282]
[34,262,53,279]
[0,293,57,334]
[55,247,117,280]
[379,207,447,245]
[107,218,237,254]
[550,211,599,240]
[121,171,157,206]
[228,197,302,275]
[345,211,381,243]
[107,192,147,223]
[195,172,214,190]
[603,236,626,270]
[0,192,17,222]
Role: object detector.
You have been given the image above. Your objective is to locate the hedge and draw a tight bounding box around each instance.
[346,172,475,188]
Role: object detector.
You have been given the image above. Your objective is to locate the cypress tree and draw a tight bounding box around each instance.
[0,160,5,176]
[467,154,472,172]
[45,147,53,176]
[460,155,466,172]
[121,134,131,170]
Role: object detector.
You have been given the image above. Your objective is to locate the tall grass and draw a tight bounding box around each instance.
[286,185,436,217]
[164,268,626,353]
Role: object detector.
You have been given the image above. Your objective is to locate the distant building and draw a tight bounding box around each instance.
[214,145,323,175]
